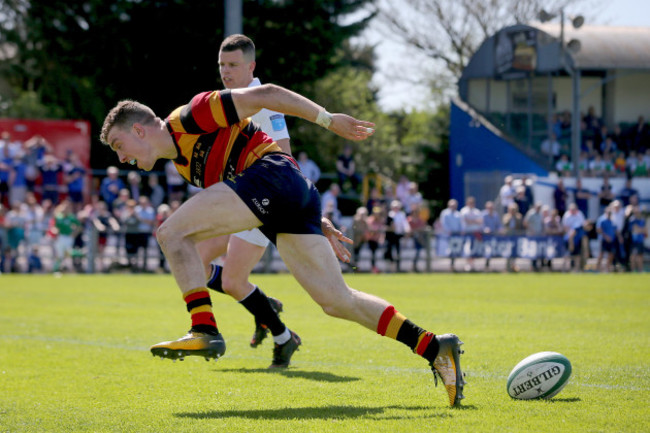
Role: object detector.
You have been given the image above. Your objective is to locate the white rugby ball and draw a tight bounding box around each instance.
[507,351,572,400]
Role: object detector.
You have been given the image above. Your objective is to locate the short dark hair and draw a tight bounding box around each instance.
[219,34,255,62]
[100,100,156,145]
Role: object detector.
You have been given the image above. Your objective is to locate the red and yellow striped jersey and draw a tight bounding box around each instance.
[164,90,282,188]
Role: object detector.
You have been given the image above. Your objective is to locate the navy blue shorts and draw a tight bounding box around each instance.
[601,239,615,253]
[631,240,645,255]
[566,227,584,255]
[223,153,323,245]
[68,190,83,203]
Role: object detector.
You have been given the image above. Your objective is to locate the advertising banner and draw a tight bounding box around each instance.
[436,234,566,259]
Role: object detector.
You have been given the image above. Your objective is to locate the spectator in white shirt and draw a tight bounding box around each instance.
[561,203,586,271]
[499,175,515,214]
[460,196,483,271]
[296,150,321,184]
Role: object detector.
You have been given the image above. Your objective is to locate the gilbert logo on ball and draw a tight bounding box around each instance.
[507,351,572,400]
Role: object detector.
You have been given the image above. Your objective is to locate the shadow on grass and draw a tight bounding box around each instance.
[176,404,463,420]
[512,397,581,404]
[216,367,360,383]
[547,397,582,403]
[448,404,478,411]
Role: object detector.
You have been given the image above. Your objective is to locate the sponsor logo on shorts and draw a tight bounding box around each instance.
[252,197,269,215]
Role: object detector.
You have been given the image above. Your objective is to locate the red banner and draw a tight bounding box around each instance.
[0,119,91,168]
[0,119,92,203]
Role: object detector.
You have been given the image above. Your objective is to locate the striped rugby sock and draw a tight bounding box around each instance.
[184,287,218,335]
[376,305,439,363]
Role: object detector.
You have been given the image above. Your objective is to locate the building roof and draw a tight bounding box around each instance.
[534,24,650,70]
[460,24,650,83]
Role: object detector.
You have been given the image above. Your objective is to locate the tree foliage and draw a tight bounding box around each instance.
[371,0,598,94]
[295,55,448,206]
[0,0,374,167]
[0,0,452,207]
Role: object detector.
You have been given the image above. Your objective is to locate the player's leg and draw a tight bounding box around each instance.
[278,233,385,326]
[151,183,262,361]
[157,183,261,291]
[276,232,465,406]
[197,235,230,284]
[198,233,290,353]
[222,235,292,351]
[224,235,298,366]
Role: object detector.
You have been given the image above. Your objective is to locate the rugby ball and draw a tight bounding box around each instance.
[507,351,572,400]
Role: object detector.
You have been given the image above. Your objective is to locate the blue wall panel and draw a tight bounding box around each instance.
[450,101,548,203]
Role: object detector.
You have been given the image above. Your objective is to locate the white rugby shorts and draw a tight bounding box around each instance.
[232,228,270,248]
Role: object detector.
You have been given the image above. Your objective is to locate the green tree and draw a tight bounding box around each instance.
[401,107,450,214]
[293,57,449,209]
[0,0,374,168]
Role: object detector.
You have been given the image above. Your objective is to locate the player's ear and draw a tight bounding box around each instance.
[132,123,145,138]
[249,60,256,74]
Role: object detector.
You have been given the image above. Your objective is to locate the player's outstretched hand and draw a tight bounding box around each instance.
[321,217,353,263]
[330,114,375,141]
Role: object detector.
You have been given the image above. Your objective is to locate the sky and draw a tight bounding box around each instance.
[363,0,650,112]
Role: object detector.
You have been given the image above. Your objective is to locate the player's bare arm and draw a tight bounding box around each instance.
[230,84,375,141]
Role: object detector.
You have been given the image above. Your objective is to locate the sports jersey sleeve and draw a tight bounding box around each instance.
[251,109,290,142]
[167,90,240,134]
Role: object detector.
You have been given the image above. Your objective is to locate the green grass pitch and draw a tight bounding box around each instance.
[0,273,648,432]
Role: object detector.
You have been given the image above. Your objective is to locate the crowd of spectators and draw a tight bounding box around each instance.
[433,174,648,273]
[0,128,184,273]
[347,178,429,273]
[542,110,650,179]
[0,156,181,274]
[0,136,356,274]
[301,146,432,274]
[1,129,646,274]
[307,142,432,274]
[338,163,647,273]
[0,132,340,274]
[337,110,650,273]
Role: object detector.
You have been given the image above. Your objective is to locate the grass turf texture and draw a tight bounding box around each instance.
[0,273,647,432]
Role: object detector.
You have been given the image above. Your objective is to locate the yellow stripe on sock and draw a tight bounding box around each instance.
[414,332,429,353]
[385,312,406,339]
[183,287,208,299]
[189,304,213,315]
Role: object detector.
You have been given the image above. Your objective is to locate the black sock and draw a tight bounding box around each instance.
[239,286,286,336]
[206,264,225,293]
